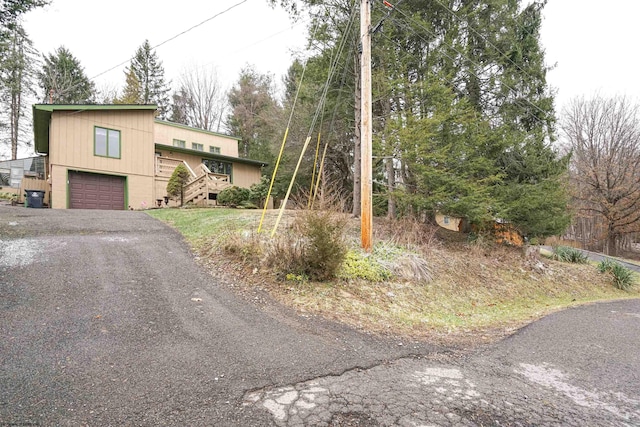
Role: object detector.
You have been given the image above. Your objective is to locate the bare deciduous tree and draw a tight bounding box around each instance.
[562,96,640,255]
[171,66,226,132]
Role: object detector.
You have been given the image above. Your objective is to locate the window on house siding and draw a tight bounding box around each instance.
[95,126,121,158]
[192,143,203,151]
[203,159,232,182]
[209,146,220,154]
[173,139,186,148]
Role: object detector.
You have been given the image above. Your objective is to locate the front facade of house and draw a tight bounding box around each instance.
[33,104,265,209]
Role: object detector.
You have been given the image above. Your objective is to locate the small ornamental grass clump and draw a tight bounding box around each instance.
[551,246,588,264]
[597,259,635,291]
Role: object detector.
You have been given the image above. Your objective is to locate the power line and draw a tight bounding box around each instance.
[89,0,248,82]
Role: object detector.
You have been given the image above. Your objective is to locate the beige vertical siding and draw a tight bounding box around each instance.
[50,110,154,175]
[154,121,240,157]
[232,163,262,188]
[154,149,262,189]
[127,175,155,210]
[48,110,156,209]
[50,164,66,209]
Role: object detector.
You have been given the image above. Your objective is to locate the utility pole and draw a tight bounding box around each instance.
[360,0,373,251]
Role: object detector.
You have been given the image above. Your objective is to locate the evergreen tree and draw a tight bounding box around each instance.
[227,66,282,162]
[124,40,171,118]
[166,163,190,206]
[169,87,190,125]
[0,0,48,44]
[38,46,95,104]
[272,0,568,238]
[0,24,37,159]
[0,0,49,158]
[114,68,142,104]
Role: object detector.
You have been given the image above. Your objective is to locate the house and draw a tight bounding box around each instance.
[32,104,266,209]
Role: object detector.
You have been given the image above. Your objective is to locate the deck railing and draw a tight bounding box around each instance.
[156,156,191,178]
[157,157,231,205]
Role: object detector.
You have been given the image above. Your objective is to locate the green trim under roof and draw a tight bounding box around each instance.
[155,144,268,167]
[154,119,242,141]
[33,104,158,154]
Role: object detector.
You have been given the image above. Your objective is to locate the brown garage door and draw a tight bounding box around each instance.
[69,171,125,210]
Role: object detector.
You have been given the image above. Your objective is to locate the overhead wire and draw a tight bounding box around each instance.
[47,0,252,102]
[270,0,359,237]
[256,19,318,233]
[89,0,249,82]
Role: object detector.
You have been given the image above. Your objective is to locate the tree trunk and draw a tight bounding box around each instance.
[605,224,618,256]
[386,157,396,219]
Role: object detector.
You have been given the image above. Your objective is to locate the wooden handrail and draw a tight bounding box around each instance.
[155,156,196,178]
[156,156,232,205]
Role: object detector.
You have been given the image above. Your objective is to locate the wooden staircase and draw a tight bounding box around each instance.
[155,157,231,206]
[183,163,231,206]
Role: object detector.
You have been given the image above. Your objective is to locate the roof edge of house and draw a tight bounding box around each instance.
[154,119,242,141]
[154,143,268,167]
[32,104,158,154]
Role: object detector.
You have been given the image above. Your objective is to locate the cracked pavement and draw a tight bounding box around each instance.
[1,205,639,426]
[244,300,640,426]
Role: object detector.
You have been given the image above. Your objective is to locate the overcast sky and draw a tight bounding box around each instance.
[5,0,640,159]
[540,0,640,113]
[22,0,308,98]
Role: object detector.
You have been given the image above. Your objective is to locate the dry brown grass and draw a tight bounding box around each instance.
[149,208,640,346]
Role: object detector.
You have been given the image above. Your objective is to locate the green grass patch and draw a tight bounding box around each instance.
[147,208,256,248]
[148,208,640,341]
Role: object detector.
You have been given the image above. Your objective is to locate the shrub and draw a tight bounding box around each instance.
[166,163,191,206]
[221,230,262,263]
[337,243,433,283]
[597,259,616,273]
[265,209,348,281]
[218,186,250,207]
[551,246,588,264]
[338,249,391,282]
[249,176,270,207]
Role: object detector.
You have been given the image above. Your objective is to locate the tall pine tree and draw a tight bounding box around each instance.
[122,40,171,118]
[271,0,569,238]
[0,24,37,159]
[37,46,95,104]
[0,0,49,158]
[227,66,282,162]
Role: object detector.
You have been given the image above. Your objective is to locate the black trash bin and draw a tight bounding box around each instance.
[25,190,45,208]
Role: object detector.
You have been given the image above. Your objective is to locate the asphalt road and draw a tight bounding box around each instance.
[541,245,640,272]
[2,205,639,426]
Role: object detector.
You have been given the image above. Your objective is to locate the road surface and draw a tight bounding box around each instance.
[2,205,639,426]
